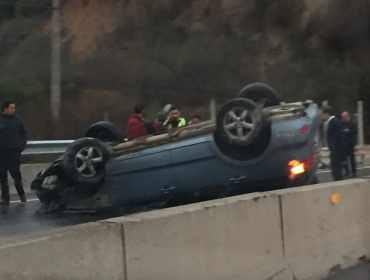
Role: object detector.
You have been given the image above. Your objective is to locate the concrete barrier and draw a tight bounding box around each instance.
[9,164,49,195]
[0,222,125,280]
[1,179,370,280]
[104,178,370,280]
[104,193,293,280]
[281,179,370,280]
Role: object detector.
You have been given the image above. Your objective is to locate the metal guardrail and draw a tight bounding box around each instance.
[321,146,369,153]
[23,140,74,155]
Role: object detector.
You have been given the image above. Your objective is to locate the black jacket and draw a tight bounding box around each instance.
[0,114,27,151]
[341,118,358,147]
[327,117,347,153]
[144,120,156,135]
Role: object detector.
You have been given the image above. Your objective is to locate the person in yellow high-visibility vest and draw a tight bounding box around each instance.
[164,106,186,129]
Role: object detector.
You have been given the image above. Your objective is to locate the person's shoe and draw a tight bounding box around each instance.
[0,199,10,206]
[20,194,27,203]
[352,173,358,178]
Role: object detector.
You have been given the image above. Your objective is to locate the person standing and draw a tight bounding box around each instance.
[341,111,358,177]
[164,106,186,129]
[320,106,347,181]
[0,101,27,205]
[162,104,173,120]
[144,112,167,135]
[188,114,202,125]
[126,104,147,140]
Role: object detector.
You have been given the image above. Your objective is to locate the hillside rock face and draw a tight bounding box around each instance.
[0,0,370,139]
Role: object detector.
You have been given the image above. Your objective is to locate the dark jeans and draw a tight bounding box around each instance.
[330,151,344,181]
[343,145,357,175]
[0,148,25,201]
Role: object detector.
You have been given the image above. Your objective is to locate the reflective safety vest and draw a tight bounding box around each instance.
[165,118,186,129]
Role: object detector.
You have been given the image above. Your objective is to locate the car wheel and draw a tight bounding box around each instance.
[238,83,281,107]
[62,138,110,184]
[85,121,126,143]
[216,98,263,147]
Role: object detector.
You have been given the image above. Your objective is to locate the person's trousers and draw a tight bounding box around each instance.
[0,148,25,201]
[330,151,344,181]
[343,145,357,175]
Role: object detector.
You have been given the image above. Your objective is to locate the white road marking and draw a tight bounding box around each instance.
[0,236,51,249]
[10,198,39,204]
[316,166,370,174]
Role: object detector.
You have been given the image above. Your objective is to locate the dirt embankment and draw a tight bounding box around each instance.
[1,0,370,140]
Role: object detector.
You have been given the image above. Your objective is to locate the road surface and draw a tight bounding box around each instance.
[0,167,369,239]
[323,263,370,280]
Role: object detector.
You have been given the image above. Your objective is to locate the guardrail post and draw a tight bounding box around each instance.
[103,112,109,121]
[321,101,328,147]
[357,100,364,147]
[210,99,216,120]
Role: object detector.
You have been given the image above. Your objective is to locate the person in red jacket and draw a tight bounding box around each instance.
[127,104,147,140]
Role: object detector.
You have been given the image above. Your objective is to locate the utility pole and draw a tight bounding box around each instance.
[357,100,364,147]
[50,0,61,125]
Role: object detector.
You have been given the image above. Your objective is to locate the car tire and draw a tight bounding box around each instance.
[62,138,110,184]
[216,98,263,147]
[85,121,126,143]
[238,83,281,107]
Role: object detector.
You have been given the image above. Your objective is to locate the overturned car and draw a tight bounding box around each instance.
[31,83,323,213]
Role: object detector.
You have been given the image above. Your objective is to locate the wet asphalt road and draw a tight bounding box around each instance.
[323,263,370,280]
[0,201,116,239]
[0,167,369,239]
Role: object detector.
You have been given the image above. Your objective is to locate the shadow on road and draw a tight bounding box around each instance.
[323,263,370,280]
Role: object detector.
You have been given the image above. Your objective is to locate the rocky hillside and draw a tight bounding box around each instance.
[0,0,370,139]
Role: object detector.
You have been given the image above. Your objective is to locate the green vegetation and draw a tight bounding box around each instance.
[0,78,46,104]
[0,0,49,23]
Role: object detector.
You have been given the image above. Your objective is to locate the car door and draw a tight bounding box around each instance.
[105,144,177,208]
[170,136,224,198]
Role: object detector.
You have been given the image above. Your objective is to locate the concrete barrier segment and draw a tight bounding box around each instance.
[280,178,370,280]
[102,193,295,280]
[0,222,126,280]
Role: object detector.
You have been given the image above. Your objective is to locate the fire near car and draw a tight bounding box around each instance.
[31,83,323,213]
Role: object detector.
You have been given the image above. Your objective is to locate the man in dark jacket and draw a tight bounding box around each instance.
[320,106,347,181]
[144,112,167,135]
[341,111,358,177]
[0,101,27,205]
